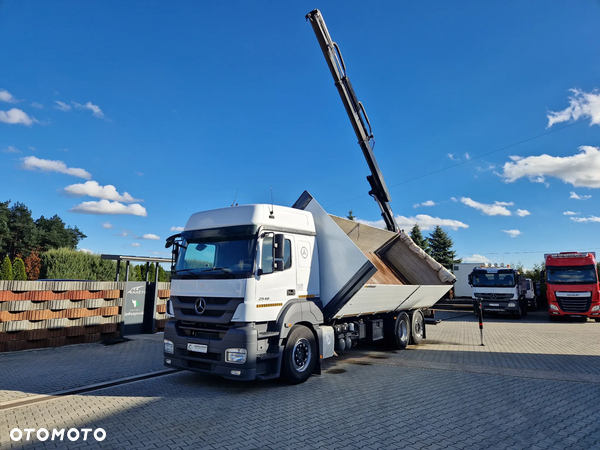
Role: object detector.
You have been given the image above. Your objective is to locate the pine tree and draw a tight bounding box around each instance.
[0,255,14,280]
[410,223,430,254]
[12,257,27,281]
[346,210,356,221]
[427,226,460,270]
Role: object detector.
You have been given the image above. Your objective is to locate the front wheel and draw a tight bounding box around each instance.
[390,312,410,350]
[513,304,523,319]
[281,325,316,384]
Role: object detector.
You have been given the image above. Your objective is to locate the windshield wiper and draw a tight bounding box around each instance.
[199,267,234,277]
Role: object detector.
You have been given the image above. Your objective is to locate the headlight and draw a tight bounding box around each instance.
[225,348,247,364]
[591,305,600,312]
[508,302,516,308]
[550,304,559,311]
[164,339,174,354]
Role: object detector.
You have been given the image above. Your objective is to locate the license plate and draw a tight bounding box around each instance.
[489,303,499,307]
[187,343,207,353]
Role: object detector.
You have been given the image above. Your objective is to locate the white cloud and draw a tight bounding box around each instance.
[30,102,43,109]
[502,229,522,238]
[73,101,104,119]
[21,156,91,179]
[447,153,458,161]
[570,216,600,223]
[0,108,34,125]
[77,248,94,254]
[547,88,600,128]
[142,234,160,240]
[570,191,591,200]
[413,200,436,208]
[28,146,35,151]
[54,100,72,112]
[358,214,468,231]
[450,197,458,202]
[464,152,471,160]
[131,243,141,247]
[135,171,144,176]
[102,222,113,229]
[563,211,579,216]
[0,89,18,103]
[460,197,513,216]
[501,146,600,188]
[1,146,19,153]
[462,254,491,263]
[70,200,147,216]
[170,226,184,232]
[63,180,141,203]
[515,209,531,217]
[118,231,128,237]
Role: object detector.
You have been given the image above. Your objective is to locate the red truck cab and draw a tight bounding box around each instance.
[544,252,600,321]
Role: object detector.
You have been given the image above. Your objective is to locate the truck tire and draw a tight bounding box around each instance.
[281,325,316,385]
[391,313,410,350]
[513,303,523,319]
[521,299,528,317]
[411,310,425,345]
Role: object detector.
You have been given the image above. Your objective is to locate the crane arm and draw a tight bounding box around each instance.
[306,9,399,233]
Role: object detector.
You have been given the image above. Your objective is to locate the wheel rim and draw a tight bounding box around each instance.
[292,337,311,372]
[398,320,408,342]
[414,315,423,337]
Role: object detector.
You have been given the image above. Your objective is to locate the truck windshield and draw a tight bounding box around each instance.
[546,265,598,285]
[174,235,256,279]
[471,270,515,287]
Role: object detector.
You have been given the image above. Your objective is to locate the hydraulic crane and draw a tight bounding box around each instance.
[306,9,400,233]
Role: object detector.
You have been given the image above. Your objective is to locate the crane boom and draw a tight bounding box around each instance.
[306,9,399,233]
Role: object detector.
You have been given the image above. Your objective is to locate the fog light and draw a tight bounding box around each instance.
[508,302,516,308]
[550,304,559,311]
[591,305,600,312]
[225,348,247,364]
[165,359,172,364]
[230,370,242,376]
[164,339,174,354]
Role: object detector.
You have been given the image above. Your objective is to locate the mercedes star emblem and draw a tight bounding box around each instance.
[195,298,207,315]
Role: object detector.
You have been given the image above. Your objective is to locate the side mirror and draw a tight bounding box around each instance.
[165,233,181,249]
[540,270,546,281]
[468,274,473,286]
[274,234,285,259]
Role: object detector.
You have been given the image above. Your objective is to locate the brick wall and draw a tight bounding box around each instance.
[0,280,171,352]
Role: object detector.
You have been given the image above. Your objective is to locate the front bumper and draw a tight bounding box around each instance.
[480,300,519,313]
[163,320,259,381]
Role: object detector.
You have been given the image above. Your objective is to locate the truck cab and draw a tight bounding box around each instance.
[544,252,600,321]
[469,265,528,318]
[524,278,537,311]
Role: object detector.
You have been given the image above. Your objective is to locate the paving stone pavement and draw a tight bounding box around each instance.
[0,334,164,404]
[1,311,599,449]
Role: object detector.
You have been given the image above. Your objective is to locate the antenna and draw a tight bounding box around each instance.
[231,189,239,207]
[269,187,275,218]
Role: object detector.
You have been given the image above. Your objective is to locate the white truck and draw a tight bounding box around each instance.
[469,265,529,318]
[162,9,454,383]
[164,193,453,383]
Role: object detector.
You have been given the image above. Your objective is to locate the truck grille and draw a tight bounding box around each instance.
[556,296,591,313]
[172,296,243,324]
[476,293,514,300]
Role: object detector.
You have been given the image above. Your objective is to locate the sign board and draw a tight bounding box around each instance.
[123,282,146,335]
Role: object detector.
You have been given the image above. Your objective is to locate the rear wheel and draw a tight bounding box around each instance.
[281,325,316,385]
[411,310,425,345]
[391,313,410,350]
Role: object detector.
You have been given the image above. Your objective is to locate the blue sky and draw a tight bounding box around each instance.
[1,1,600,269]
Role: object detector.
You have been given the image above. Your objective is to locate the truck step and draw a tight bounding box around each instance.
[257,352,279,361]
[258,331,279,339]
[255,373,280,381]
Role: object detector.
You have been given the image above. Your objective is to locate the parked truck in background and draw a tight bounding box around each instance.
[468,264,529,318]
[544,252,600,321]
[162,9,456,384]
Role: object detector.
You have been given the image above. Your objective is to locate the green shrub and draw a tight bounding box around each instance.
[0,255,13,280]
[12,257,27,281]
[40,248,118,281]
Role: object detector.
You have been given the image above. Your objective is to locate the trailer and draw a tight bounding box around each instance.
[451,263,481,298]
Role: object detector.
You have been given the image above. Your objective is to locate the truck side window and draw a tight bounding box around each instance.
[284,239,292,270]
[261,236,274,274]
